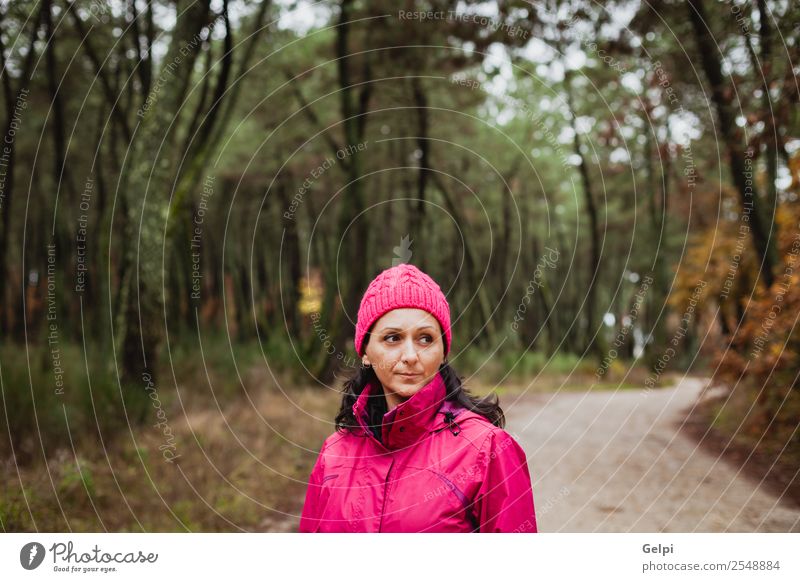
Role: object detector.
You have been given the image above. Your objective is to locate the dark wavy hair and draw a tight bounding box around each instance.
[335,329,505,438]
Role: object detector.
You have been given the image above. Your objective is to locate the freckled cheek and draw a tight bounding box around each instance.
[374,346,397,369]
[421,343,441,358]
[372,348,401,371]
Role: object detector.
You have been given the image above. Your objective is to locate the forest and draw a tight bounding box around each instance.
[0,0,798,532]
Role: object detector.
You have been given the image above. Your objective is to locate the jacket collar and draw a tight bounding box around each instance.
[352,371,447,451]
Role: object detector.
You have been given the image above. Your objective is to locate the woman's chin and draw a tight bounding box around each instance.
[388,384,421,399]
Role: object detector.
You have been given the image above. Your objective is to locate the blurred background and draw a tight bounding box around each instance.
[0,0,798,532]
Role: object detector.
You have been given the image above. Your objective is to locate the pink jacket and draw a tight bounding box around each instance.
[299,372,537,532]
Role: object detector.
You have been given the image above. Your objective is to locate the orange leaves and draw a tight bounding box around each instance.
[713,201,800,391]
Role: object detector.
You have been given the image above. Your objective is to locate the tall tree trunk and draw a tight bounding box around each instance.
[750,0,779,234]
[68,3,132,142]
[0,5,42,335]
[687,0,776,289]
[530,237,556,353]
[116,0,212,391]
[432,171,498,346]
[280,179,302,337]
[44,0,85,343]
[310,0,373,382]
[89,103,111,345]
[556,225,581,354]
[643,120,672,368]
[410,76,429,272]
[564,71,602,357]
[335,0,370,323]
[496,158,521,328]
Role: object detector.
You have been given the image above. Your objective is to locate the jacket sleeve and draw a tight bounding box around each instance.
[298,439,329,533]
[473,429,537,533]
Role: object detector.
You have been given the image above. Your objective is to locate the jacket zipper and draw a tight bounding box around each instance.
[377,457,395,532]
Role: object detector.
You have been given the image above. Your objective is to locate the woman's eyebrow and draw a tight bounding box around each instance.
[379,326,435,333]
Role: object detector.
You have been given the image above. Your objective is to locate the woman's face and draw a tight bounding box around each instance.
[362,308,445,409]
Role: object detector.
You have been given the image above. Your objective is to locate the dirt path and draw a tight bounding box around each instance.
[506,376,800,532]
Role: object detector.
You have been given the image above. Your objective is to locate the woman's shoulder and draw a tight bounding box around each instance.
[439,406,509,451]
[448,407,523,451]
[318,427,363,455]
[313,428,371,473]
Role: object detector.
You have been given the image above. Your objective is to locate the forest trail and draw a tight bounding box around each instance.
[506,376,800,532]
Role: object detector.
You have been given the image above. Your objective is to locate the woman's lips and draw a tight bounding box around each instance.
[397,372,420,377]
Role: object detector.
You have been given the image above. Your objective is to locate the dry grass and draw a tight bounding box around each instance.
[681,379,800,509]
[1,363,340,532]
[0,349,685,532]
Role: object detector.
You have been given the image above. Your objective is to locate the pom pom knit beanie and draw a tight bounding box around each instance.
[354,263,451,357]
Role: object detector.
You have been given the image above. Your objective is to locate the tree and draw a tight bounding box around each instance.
[686,0,777,289]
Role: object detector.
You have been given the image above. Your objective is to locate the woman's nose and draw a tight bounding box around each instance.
[400,338,419,362]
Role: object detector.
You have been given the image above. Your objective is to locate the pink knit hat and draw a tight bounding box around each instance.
[354,263,451,357]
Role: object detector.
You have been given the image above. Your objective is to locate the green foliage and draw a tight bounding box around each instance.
[2,0,799,532]
[0,343,123,457]
[57,460,96,503]
[457,346,582,383]
[0,485,33,531]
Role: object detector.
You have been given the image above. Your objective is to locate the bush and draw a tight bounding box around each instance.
[715,203,800,429]
[456,346,582,383]
[0,342,149,462]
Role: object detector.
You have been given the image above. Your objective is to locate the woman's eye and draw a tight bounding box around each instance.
[383,333,432,343]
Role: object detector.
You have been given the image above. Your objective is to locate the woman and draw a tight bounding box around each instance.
[299,263,537,532]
